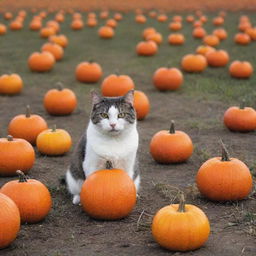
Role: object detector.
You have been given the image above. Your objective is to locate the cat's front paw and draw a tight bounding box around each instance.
[72,195,81,205]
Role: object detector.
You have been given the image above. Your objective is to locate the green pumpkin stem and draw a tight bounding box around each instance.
[52,125,57,132]
[169,120,175,134]
[106,161,113,169]
[7,135,13,141]
[56,82,63,91]
[240,99,246,109]
[220,139,230,161]
[26,105,31,118]
[177,193,186,212]
[16,170,28,183]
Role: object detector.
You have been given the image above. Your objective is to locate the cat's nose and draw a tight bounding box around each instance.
[110,123,116,128]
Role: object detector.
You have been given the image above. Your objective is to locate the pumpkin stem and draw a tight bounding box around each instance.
[88,59,94,63]
[7,135,13,141]
[240,99,246,109]
[56,82,63,91]
[106,161,113,169]
[16,170,28,183]
[220,139,230,161]
[26,105,31,118]
[177,193,186,212]
[169,120,175,134]
[52,125,57,132]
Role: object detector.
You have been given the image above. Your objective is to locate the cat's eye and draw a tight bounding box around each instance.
[118,113,126,118]
[100,113,109,119]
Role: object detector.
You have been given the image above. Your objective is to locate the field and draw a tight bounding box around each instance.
[0,10,256,256]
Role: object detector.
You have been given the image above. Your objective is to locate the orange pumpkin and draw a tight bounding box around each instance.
[224,103,256,132]
[46,20,60,33]
[206,50,229,67]
[41,42,64,61]
[71,19,84,30]
[181,54,207,73]
[9,20,23,31]
[186,15,195,23]
[229,61,253,79]
[146,32,163,44]
[49,34,68,48]
[196,141,253,201]
[152,194,210,251]
[114,13,123,21]
[80,161,136,220]
[0,73,23,95]
[8,105,48,145]
[36,126,72,156]
[75,61,103,83]
[169,22,182,31]
[98,26,114,39]
[29,20,42,31]
[133,90,150,120]
[173,15,182,22]
[106,19,117,28]
[142,27,156,39]
[212,16,224,26]
[100,11,109,19]
[153,67,183,91]
[28,51,55,72]
[0,24,7,35]
[40,27,55,38]
[136,41,158,56]
[203,34,220,46]
[196,45,215,56]
[135,14,146,24]
[193,20,202,28]
[234,33,251,45]
[4,12,13,20]
[168,33,185,45]
[44,85,77,115]
[149,11,157,19]
[213,28,227,40]
[55,13,64,23]
[157,14,168,23]
[0,193,20,249]
[0,135,35,176]
[101,74,135,97]
[87,18,97,27]
[1,171,52,223]
[150,121,193,163]
[192,27,206,38]
[200,15,208,23]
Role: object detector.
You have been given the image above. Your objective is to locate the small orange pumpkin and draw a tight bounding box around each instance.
[181,54,207,73]
[234,33,251,45]
[153,67,183,91]
[157,14,168,23]
[87,18,97,27]
[49,34,68,48]
[142,27,156,39]
[152,194,210,251]
[98,26,114,39]
[192,27,206,38]
[186,15,194,23]
[136,41,158,56]
[101,74,135,97]
[196,45,215,56]
[29,19,42,31]
[28,51,55,72]
[203,34,220,46]
[36,126,72,156]
[0,73,23,95]
[40,27,55,38]
[245,27,256,40]
[196,141,253,201]
[133,90,150,120]
[41,42,64,61]
[71,19,84,30]
[114,13,123,21]
[106,19,117,28]
[224,102,256,132]
[150,121,193,163]
[4,12,13,20]
[168,33,185,45]
[0,24,7,35]
[212,16,224,26]
[206,50,229,67]
[213,28,227,40]
[46,20,60,33]
[75,61,103,83]
[8,105,48,145]
[44,84,77,115]
[0,193,20,249]
[0,135,35,176]
[80,161,136,220]
[169,22,182,31]
[146,32,162,44]
[9,20,23,31]
[135,14,146,24]
[229,61,253,79]
[1,171,52,223]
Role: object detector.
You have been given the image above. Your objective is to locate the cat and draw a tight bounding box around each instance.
[65,90,140,204]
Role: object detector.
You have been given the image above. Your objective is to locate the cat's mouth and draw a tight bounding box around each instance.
[110,128,119,133]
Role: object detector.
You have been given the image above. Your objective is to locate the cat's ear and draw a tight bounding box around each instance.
[91,90,101,105]
[124,90,134,105]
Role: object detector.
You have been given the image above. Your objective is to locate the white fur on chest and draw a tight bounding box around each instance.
[83,122,138,178]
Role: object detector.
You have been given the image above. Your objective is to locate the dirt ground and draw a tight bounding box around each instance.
[0,12,256,256]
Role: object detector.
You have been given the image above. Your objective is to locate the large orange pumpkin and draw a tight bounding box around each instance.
[136,41,158,56]
[98,26,114,39]
[196,141,253,201]
[0,135,35,176]
[152,194,210,251]
[1,171,52,223]
[101,74,135,97]
[153,67,183,91]
[41,42,64,61]
[181,54,207,73]
[0,193,20,249]
[80,161,136,220]
[36,126,72,155]
[8,105,48,145]
[0,73,23,95]
[75,61,103,83]
[224,103,256,132]
[150,121,193,163]
[44,85,77,115]
[229,61,253,79]
[28,51,55,72]
[133,90,150,120]
[206,50,229,67]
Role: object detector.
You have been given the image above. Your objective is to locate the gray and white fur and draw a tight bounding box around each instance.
[65,90,140,204]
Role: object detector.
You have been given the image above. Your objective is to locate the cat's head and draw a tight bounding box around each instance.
[90,90,136,135]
